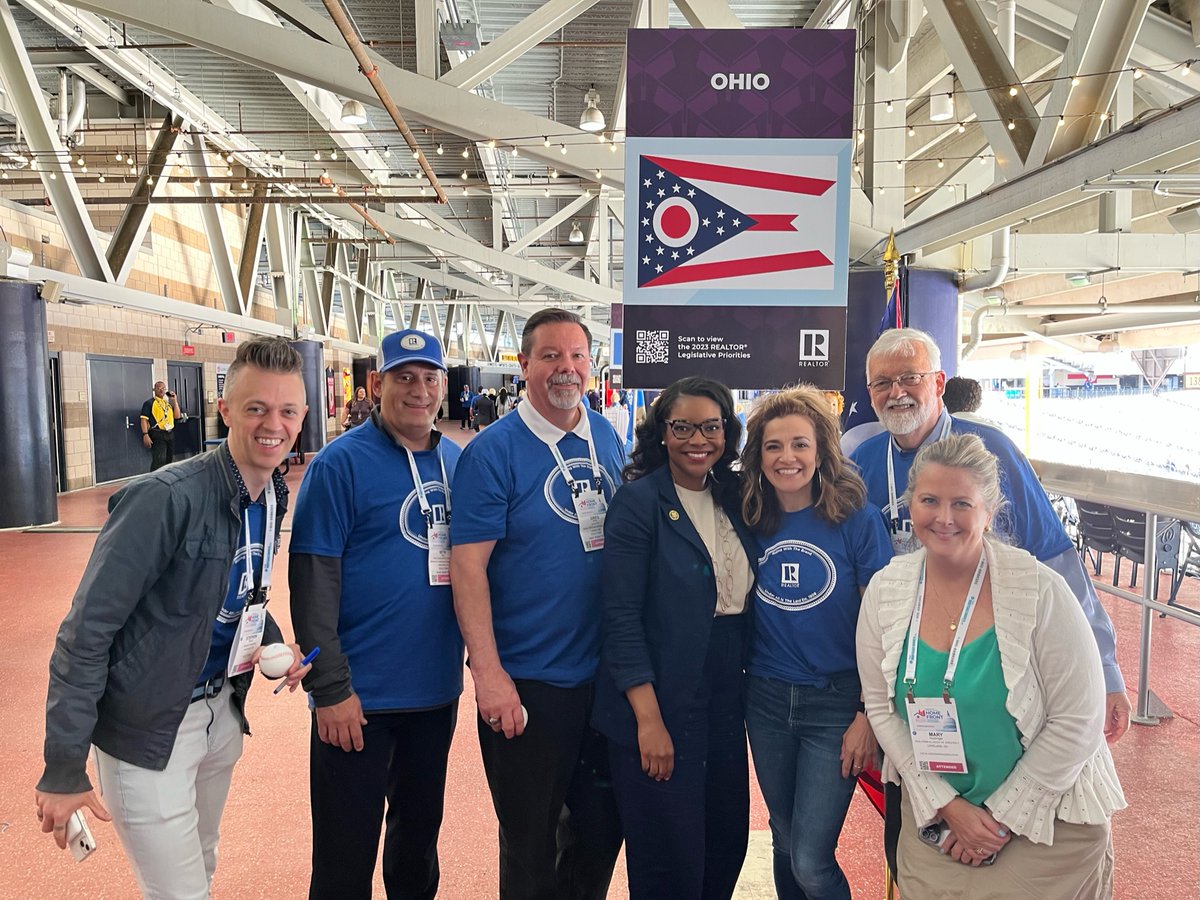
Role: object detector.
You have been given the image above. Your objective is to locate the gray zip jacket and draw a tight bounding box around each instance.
[38,443,285,794]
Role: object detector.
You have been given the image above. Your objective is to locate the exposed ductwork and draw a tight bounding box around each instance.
[55,70,87,144]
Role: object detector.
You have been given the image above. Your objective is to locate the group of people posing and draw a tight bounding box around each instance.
[37,310,1127,900]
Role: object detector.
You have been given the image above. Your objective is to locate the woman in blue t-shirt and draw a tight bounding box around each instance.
[593,376,759,900]
[739,387,891,900]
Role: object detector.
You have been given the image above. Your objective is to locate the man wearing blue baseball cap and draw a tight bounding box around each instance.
[290,329,464,899]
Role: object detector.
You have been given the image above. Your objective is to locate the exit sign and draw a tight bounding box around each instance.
[221,331,236,343]
[182,344,196,356]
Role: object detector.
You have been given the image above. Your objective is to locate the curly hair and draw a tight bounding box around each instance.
[740,386,866,534]
[624,376,742,497]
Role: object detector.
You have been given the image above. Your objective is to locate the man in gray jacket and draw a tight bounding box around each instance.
[36,336,313,899]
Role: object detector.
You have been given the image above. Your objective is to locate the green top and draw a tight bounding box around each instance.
[896,627,1024,806]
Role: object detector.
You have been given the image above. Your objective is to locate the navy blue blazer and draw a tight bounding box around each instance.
[592,464,759,747]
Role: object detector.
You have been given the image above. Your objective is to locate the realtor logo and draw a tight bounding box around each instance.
[799,330,829,362]
[781,562,800,587]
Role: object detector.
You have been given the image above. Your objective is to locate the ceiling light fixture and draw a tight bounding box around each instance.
[340,98,368,125]
[580,86,606,132]
[929,74,955,122]
[461,148,469,159]
[436,144,444,155]
[569,221,585,243]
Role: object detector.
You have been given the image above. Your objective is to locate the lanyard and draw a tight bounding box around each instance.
[903,550,988,702]
[242,483,278,600]
[403,442,452,523]
[886,414,953,533]
[548,437,602,496]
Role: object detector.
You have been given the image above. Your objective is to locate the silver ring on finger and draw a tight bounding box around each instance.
[487,716,499,724]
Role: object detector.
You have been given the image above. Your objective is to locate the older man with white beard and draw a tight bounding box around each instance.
[849,328,1130,742]
[451,307,626,899]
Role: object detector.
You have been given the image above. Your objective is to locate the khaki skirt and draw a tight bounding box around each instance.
[897,785,1114,900]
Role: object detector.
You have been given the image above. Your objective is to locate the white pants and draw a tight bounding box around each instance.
[94,691,244,900]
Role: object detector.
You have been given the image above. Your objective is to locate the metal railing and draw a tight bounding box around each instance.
[1032,460,1200,725]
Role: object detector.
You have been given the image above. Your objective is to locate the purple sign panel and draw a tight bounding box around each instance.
[623,28,856,390]
[623,305,847,390]
[626,29,855,139]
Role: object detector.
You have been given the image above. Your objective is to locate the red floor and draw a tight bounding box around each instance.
[2,424,1196,897]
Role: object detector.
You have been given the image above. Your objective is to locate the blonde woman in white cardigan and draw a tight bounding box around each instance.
[856,433,1125,899]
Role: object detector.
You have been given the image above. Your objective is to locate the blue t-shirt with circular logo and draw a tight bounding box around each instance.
[749,503,891,686]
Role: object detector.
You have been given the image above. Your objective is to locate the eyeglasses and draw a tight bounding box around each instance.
[866,371,937,394]
[665,418,725,439]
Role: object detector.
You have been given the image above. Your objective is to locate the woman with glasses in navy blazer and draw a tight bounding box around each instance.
[592,376,758,900]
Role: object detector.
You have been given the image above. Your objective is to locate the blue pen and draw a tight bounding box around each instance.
[273,646,320,695]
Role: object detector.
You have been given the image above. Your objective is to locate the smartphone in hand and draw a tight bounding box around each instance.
[65,810,96,862]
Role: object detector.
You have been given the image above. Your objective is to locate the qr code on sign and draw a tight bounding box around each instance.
[636,330,670,364]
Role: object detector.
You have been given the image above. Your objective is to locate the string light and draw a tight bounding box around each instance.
[1071,76,1081,87]
[937,158,944,168]
[486,139,496,149]
[595,169,603,179]
[1008,85,1019,96]
[313,150,321,160]
[460,170,468,180]
[436,144,444,155]
[956,122,965,133]
[412,148,420,159]
[330,148,338,160]
[1182,61,1192,77]
[98,173,106,183]
[560,144,568,155]
[1133,68,1143,80]
[114,151,123,162]
[383,146,391,158]
[1057,115,1065,127]
[461,147,469,159]
[907,125,915,137]
[1007,119,1016,130]
[885,100,894,113]
[543,136,551,148]
[511,146,520,157]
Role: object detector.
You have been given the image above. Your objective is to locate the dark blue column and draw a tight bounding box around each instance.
[289,339,327,454]
[0,278,57,526]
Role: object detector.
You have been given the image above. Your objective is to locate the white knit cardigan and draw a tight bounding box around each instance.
[856,539,1126,845]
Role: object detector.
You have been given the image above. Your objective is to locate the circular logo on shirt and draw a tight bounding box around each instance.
[755,539,836,611]
[398,480,450,549]
[400,333,427,351]
[542,457,616,524]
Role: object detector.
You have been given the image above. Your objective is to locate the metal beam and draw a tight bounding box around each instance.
[894,95,1200,256]
[1025,0,1152,168]
[297,215,327,332]
[415,0,437,78]
[924,0,1038,178]
[440,0,605,92]
[505,193,594,256]
[29,265,291,335]
[66,65,131,105]
[237,184,269,303]
[264,203,295,317]
[1004,233,1200,272]
[63,0,621,187]
[322,203,620,305]
[0,0,112,282]
[185,135,245,314]
[671,0,743,29]
[107,113,182,284]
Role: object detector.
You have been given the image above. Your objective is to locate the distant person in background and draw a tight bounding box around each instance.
[140,381,183,470]
[496,387,510,417]
[943,376,985,423]
[822,390,845,420]
[342,386,373,429]
[473,390,497,432]
[460,385,473,430]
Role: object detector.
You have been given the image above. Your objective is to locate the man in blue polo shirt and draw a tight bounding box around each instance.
[290,329,462,899]
[850,327,1130,741]
[451,308,625,899]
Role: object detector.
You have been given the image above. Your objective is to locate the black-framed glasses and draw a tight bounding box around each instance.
[866,371,936,394]
[666,418,725,439]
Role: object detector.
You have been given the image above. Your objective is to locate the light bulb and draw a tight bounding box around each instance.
[1007,119,1016,130]
[314,150,321,160]
[937,158,944,168]
[461,170,468,180]
[436,144,444,155]
[384,147,391,158]
[98,174,106,183]
[115,151,123,162]
[1008,85,1018,96]
[1133,67,1143,80]
[511,146,520,157]
[1071,76,1081,87]
[543,136,551,147]
[330,149,337,160]
[957,122,965,133]
[462,148,469,158]
[560,144,567,155]
[885,100,893,112]
[907,126,915,136]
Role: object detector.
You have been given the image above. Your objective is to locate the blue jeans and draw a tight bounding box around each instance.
[745,673,862,900]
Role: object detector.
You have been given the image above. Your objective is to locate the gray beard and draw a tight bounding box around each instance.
[547,386,581,410]
[878,402,928,436]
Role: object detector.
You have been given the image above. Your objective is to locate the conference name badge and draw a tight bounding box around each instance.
[573,489,607,552]
[906,696,969,774]
[427,521,451,586]
[227,602,267,677]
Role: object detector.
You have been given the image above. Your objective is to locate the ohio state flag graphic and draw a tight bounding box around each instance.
[637,154,836,288]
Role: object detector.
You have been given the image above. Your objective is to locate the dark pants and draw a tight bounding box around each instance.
[308,702,457,900]
[477,680,622,900]
[609,614,750,900]
[148,428,174,470]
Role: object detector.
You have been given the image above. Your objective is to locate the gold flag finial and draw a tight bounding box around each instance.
[883,229,899,298]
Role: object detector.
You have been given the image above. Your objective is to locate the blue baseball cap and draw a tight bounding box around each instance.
[378,329,446,373]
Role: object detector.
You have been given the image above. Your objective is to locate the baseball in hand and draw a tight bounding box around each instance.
[521,705,529,728]
[258,643,295,678]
